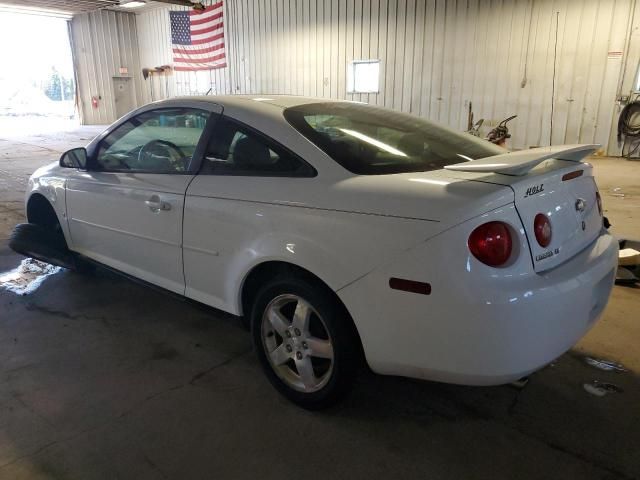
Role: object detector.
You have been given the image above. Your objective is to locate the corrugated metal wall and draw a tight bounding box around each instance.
[133,1,640,153]
[70,10,143,124]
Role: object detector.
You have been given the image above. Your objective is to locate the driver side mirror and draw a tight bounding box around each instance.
[60,147,88,169]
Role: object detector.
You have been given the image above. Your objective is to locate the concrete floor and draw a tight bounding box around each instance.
[0,117,639,479]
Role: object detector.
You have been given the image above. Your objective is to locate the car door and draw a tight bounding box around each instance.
[66,105,218,294]
[183,117,316,311]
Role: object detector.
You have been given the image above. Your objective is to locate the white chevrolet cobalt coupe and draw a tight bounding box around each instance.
[12,95,617,408]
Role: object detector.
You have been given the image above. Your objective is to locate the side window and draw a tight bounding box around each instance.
[95,108,210,173]
[201,118,315,177]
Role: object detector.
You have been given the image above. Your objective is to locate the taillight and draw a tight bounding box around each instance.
[596,191,603,216]
[534,213,552,247]
[468,221,513,267]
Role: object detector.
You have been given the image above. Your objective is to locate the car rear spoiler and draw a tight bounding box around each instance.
[444,144,600,176]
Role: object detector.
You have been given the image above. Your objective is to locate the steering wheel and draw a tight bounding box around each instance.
[138,139,186,166]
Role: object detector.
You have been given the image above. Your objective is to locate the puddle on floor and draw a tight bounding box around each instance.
[583,381,624,397]
[583,356,627,373]
[0,258,62,295]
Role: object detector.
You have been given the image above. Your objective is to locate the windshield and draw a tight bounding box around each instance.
[284,102,505,175]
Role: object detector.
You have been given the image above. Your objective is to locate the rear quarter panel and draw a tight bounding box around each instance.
[182,175,443,315]
[337,203,533,381]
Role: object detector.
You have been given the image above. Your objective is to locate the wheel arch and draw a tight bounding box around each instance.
[240,260,366,362]
[26,192,61,229]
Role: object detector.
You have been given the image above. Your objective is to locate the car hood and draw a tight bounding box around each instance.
[31,161,64,179]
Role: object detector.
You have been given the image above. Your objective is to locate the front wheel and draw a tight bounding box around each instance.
[250,275,358,409]
[9,223,76,269]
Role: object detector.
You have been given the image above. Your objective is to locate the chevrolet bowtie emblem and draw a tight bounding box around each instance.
[575,198,586,212]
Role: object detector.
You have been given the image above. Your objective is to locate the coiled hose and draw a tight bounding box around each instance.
[617,101,640,157]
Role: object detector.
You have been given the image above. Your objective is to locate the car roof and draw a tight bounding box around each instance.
[125,95,359,179]
[167,94,352,111]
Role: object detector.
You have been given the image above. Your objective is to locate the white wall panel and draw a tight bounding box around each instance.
[127,0,640,154]
[70,9,143,124]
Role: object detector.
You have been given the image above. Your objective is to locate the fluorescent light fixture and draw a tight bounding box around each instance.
[252,98,274,102]
[338,128,406,156]
[120,1,146,8]
[0,4,72,18]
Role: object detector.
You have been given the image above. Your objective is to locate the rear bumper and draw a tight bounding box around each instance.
[339,223,618,386]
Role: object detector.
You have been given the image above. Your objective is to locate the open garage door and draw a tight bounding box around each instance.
[0,8,78,133]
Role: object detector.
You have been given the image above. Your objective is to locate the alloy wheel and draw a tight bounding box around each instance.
[261,294,335,393]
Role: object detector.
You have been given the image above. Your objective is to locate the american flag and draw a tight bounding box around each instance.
[170,2,226,71]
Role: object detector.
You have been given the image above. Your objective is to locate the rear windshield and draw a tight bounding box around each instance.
[283,102,505,175]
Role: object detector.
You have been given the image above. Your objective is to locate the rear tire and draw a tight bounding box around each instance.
[9,223,77,270]
[250,273,358,409]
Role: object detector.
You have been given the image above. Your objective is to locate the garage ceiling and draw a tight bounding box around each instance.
[0,0,119,14]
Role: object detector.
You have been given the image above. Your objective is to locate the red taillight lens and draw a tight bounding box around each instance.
[596,191,603,216]
[534,213,552,247]
[468,221,513,267]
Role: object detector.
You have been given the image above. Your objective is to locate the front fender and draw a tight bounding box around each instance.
[26,163,72,247]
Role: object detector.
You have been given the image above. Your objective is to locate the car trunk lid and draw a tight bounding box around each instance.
[444,144,602,272]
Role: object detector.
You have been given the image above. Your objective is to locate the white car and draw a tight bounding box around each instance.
[12,95,618,408]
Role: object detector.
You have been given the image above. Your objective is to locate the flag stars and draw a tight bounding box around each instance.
[170,11,191,45]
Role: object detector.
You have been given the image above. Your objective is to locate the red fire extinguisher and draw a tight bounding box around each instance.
[91,96,99,109]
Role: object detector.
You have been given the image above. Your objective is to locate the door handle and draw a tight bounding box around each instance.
[145,195,171,212]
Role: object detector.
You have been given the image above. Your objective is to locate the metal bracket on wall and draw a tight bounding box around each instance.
[151,0,205,10]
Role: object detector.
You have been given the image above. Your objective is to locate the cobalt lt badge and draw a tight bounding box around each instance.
[575,198,586,212]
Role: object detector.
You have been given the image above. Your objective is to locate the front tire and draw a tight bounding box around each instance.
[250,274,358,409]
[9,223,76,270]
